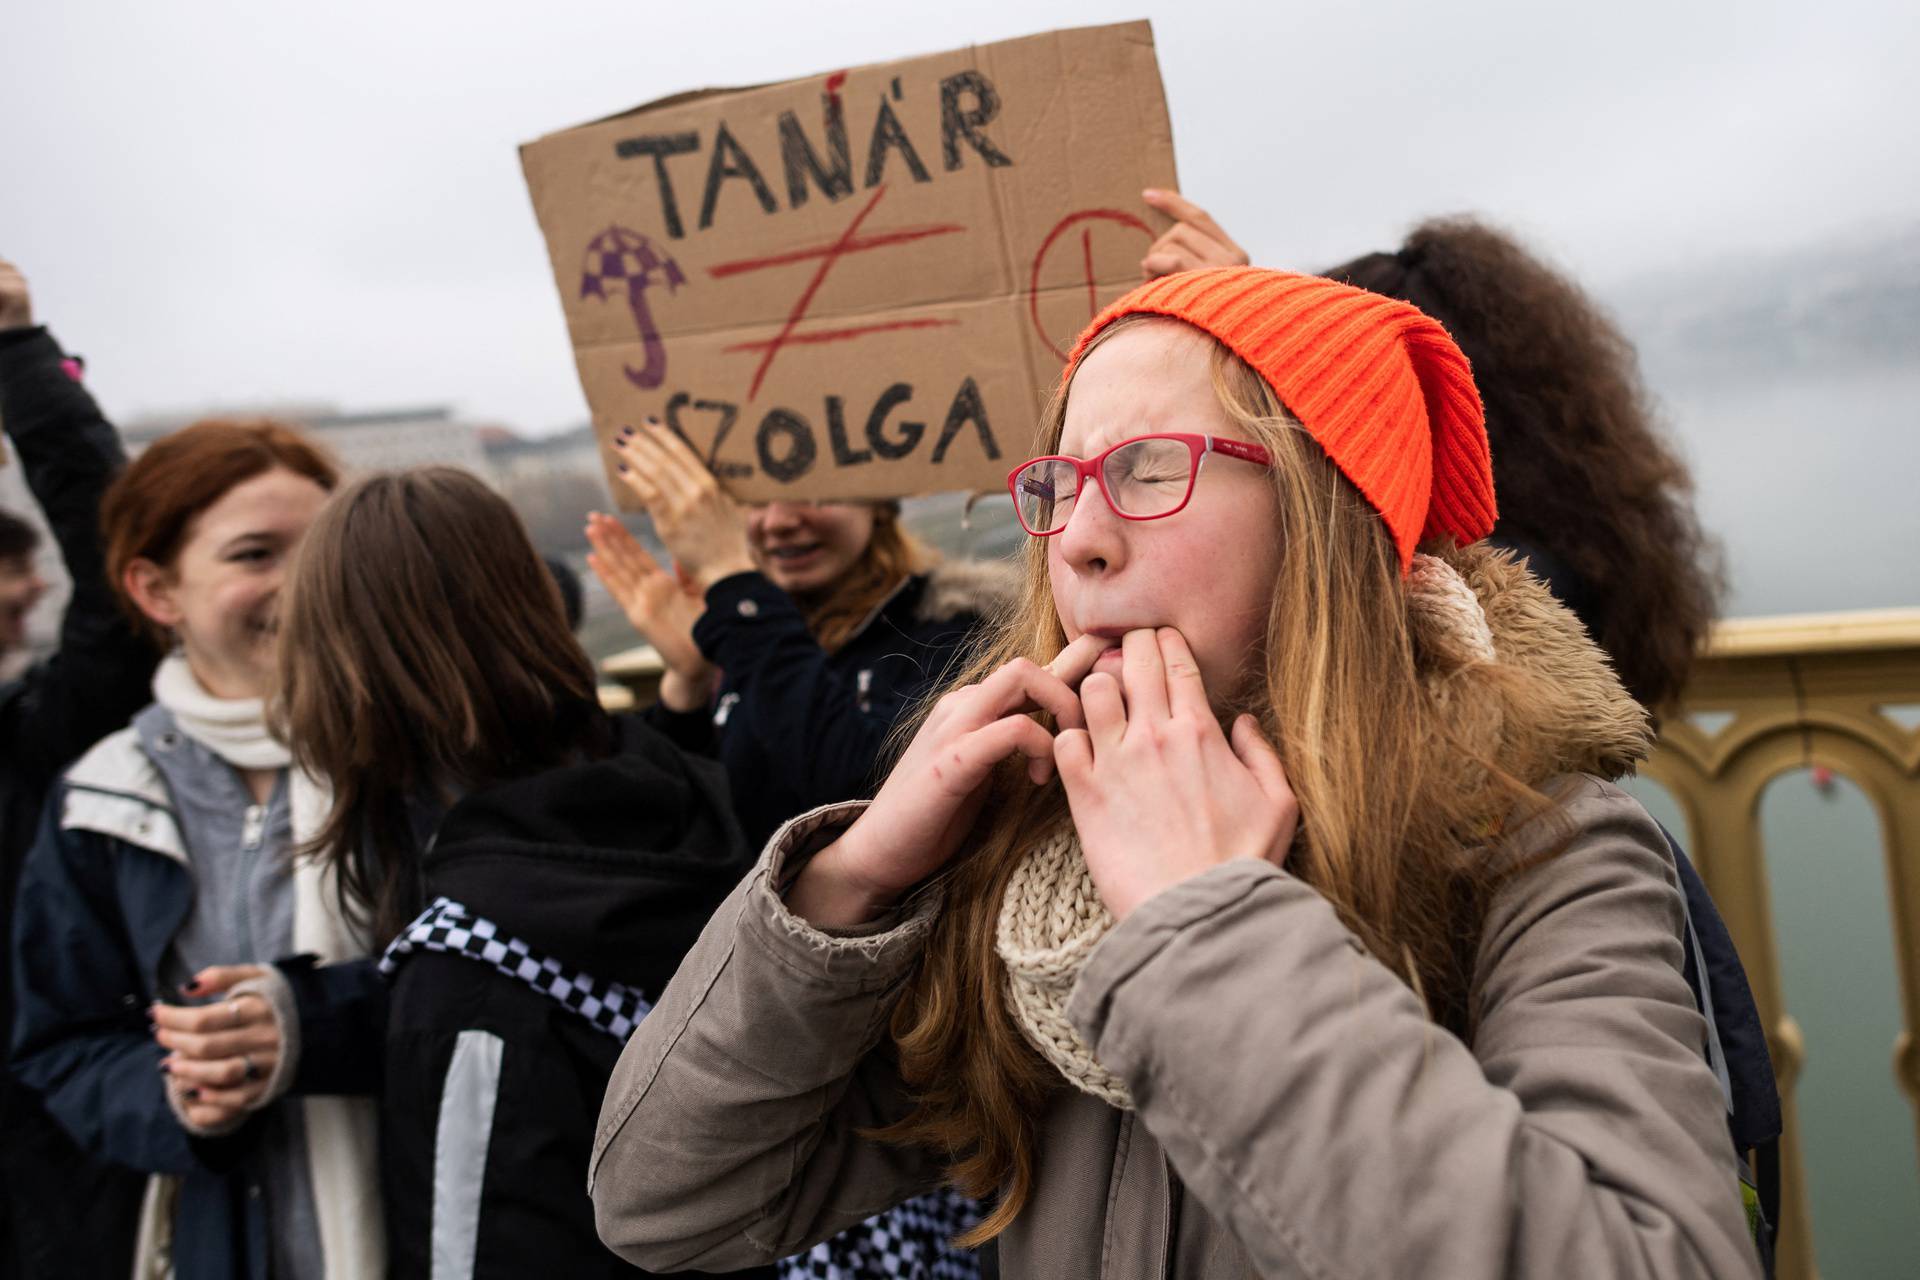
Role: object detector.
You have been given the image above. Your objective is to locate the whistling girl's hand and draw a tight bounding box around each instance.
[1140,190,1251,279]
[152,965,282,1130]
[1056,628,1298,920]
[609,418,757,591]
[584,513,713,686]
[787,634,1114,928]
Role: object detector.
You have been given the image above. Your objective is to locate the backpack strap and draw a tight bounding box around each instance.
[1680,888,1736,1113]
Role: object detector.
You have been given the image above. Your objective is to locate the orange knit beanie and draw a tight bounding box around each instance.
[1062,267,1496,574]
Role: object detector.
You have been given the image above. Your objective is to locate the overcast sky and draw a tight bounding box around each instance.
[3,1,1916,614]
[4,0,1913,428]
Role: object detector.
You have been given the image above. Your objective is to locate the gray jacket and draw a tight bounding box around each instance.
[589,779,1762,1279]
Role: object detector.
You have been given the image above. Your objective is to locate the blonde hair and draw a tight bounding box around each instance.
[879,318,1563,1242]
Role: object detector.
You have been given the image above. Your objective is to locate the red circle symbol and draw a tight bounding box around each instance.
[1028,209,1154,363]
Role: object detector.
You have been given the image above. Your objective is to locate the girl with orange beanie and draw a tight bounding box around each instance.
[585,268,1763,1279]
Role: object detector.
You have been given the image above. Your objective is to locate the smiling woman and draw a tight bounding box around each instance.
[9,420,395,1280]
[586,419,1018,851]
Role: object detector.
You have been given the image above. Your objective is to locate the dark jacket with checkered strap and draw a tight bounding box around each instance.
[646,560,1018,849]
[378,714,767,1280]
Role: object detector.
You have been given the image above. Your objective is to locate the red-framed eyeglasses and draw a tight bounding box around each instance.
[1005,433,1273,537]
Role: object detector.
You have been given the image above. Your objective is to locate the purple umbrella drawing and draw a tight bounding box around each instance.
[580,226,687,391]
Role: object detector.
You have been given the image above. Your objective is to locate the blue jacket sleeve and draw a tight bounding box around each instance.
[9,801,205,1175]
[275,955,386,1096]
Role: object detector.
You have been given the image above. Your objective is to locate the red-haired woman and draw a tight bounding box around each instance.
[10,421,385,1280]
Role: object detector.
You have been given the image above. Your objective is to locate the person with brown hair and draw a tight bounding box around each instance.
[7,419,389,1280]
[587,269,1763,1278]
[1137,191,1723,711]
[275,467,759,1279]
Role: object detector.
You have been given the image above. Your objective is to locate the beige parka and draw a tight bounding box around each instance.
[587,551,1764,1280]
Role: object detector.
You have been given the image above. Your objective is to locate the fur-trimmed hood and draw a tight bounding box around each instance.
[1418,542,1651,783]
[912,556,1022,627]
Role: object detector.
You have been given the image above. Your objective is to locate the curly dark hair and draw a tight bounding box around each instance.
[1324,218,1724,712]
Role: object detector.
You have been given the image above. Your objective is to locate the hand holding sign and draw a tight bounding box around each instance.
[610,419,757,591]
[522,22,1180,506]
[1139,190,1249,279]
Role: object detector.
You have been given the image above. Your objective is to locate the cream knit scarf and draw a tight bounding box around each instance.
[993,553,1496,1110]
[996,824,1134,1107]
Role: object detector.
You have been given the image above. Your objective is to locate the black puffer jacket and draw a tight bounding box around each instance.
[0,326,154,1280]
[647,560,1016,848]
[379,715,766,1280]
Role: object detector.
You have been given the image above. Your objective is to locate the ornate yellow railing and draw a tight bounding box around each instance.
[600,644,664,712]
[1643,607,1920,1280]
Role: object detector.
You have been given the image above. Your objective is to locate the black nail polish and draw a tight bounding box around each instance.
[180,980,200,994]
[617,463,629,473]
[619,425,635,437]
[184,1088,199,1100]
[157,1060,170,1074]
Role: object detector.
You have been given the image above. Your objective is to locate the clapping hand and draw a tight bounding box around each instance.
[606,420,756,592]
[585,512,715,710]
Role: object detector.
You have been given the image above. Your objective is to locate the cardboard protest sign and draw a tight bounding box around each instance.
[520,20,1178,504]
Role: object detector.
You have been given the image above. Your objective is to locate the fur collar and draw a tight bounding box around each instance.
[912,557,1022,626]
[1429,543,1651,782]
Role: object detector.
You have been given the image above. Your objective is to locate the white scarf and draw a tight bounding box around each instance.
[150,652,292,770]
[133,657,384,1279]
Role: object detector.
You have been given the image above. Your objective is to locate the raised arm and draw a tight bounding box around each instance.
[0,259,156,779]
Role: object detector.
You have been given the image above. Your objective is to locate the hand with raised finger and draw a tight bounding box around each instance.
[609,418,757,591]
[1139,190,1252,279]
[786,633,1116,928]
[0,259,33,331]
[1056,628,1299,920]
[585,513,712,677]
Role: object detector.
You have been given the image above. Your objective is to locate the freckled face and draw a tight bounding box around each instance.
[746,501,878,595]
[1048,321,1283,704]
[135,468,332,699]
